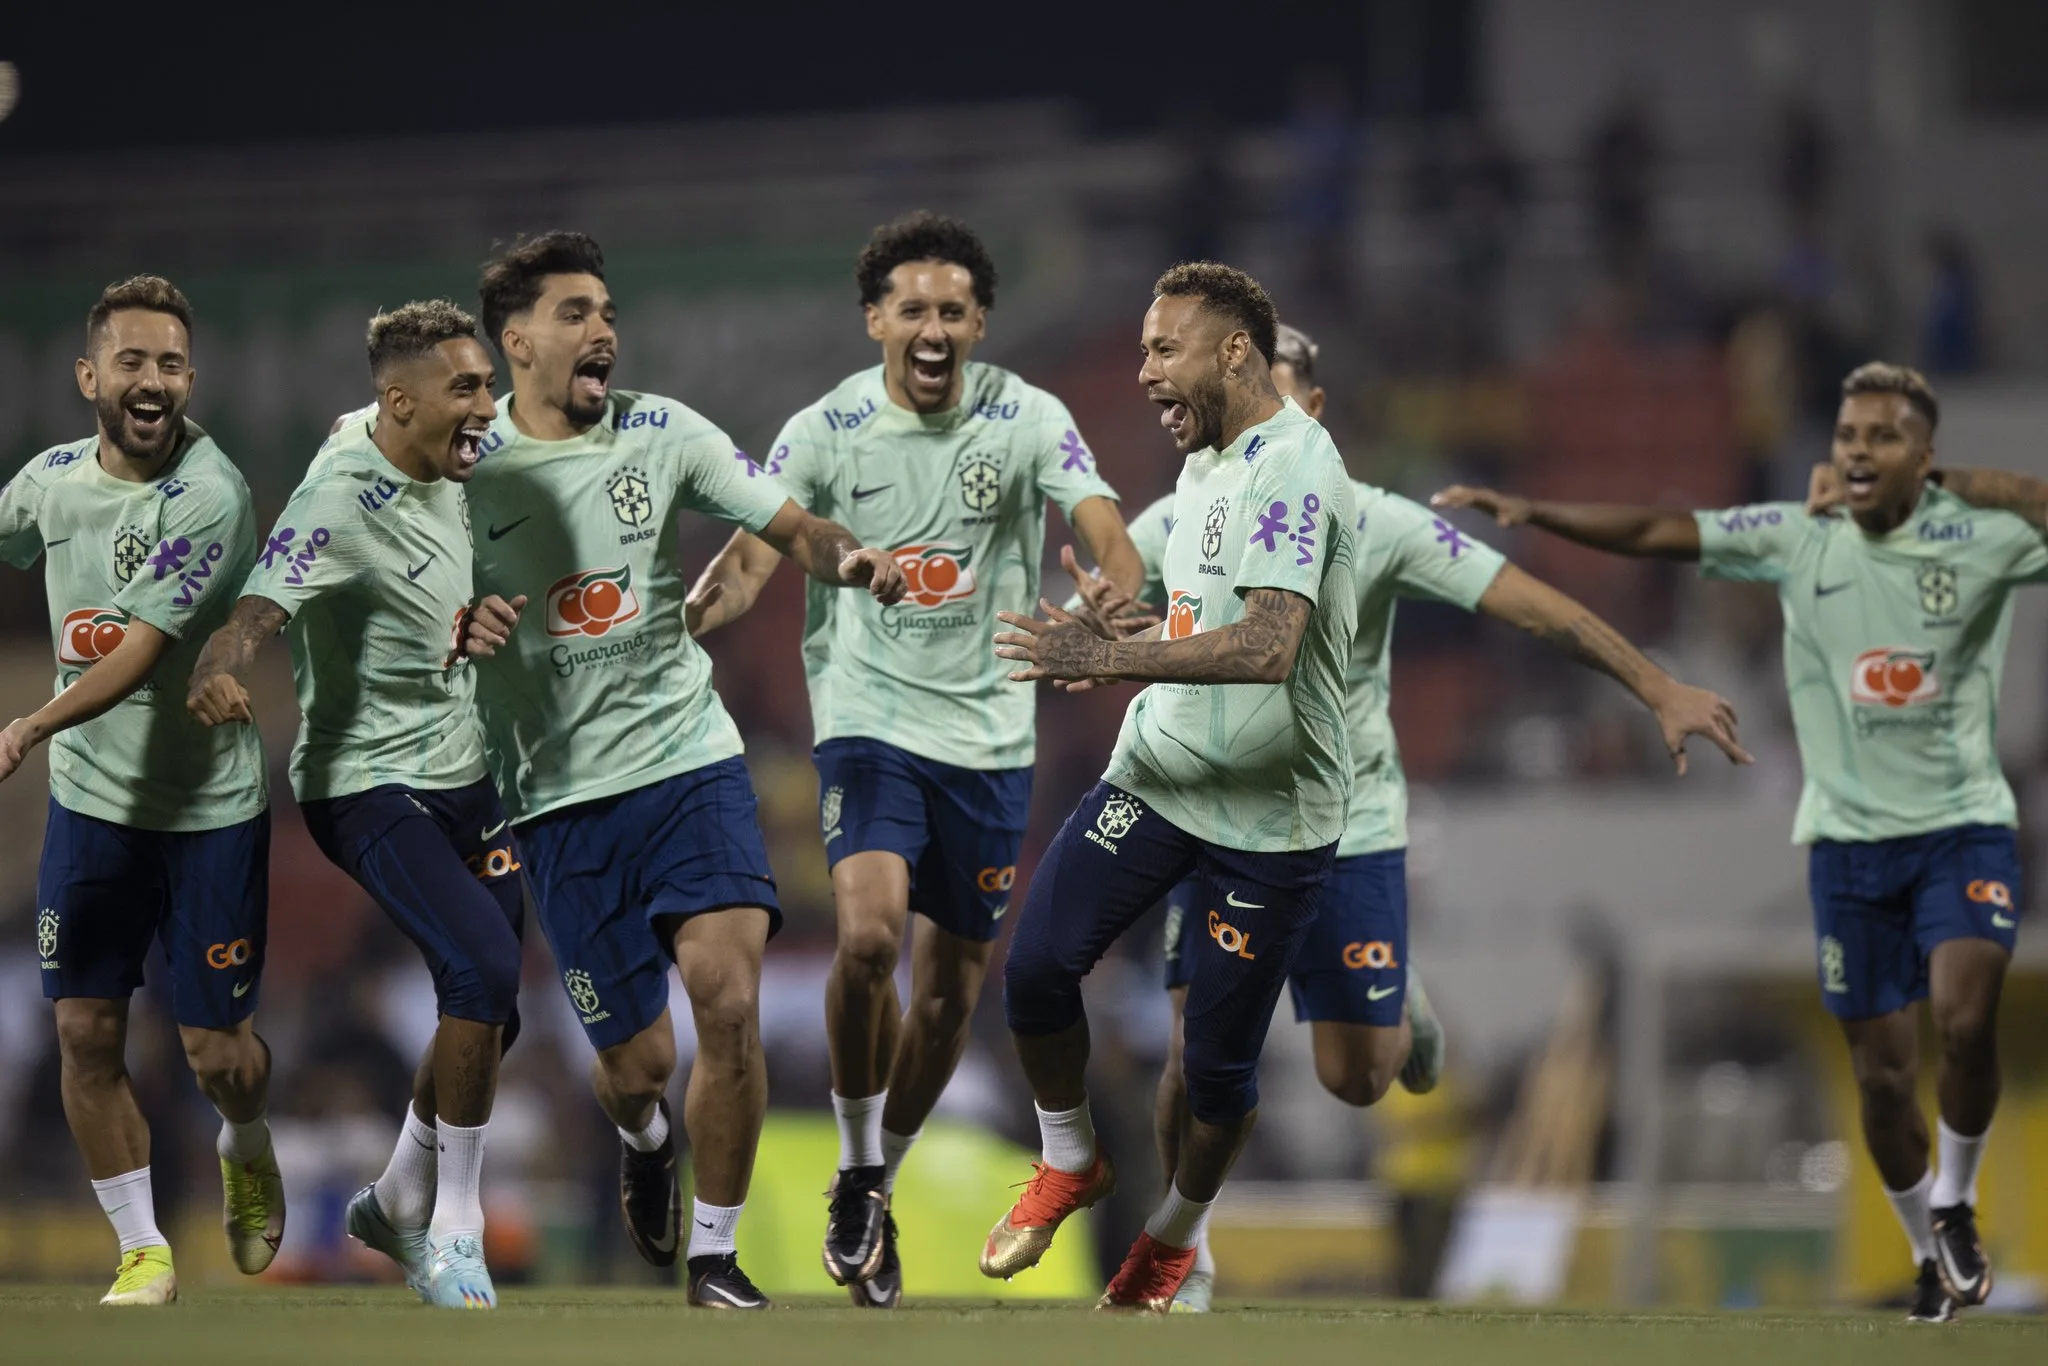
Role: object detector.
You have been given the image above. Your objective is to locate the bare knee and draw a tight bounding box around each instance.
[1933,997,1997,1061]
[1316,1055,1395,1108]
[835,916,904,981]
[598,1024,677,1107]
[1854,1055,1918,1114]
[55,1003,126,1083]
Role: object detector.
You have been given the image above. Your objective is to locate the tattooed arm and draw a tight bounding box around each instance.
[995,587,1310,686]
[1477,562,1751,774]
[688,499,906,637]
[187,594,289,726]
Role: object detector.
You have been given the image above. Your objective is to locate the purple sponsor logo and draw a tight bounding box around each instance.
[1433,518,1470,559]
[1250,493,1323,565]
[1059,430,1092,474]
[1715,507,1782,533]
[1250,500,1289,553]
[1292,492,1321,565]
[170,541,227,608]
[264,526,333,587]
[737,446,785,478]
[150,536,192,580]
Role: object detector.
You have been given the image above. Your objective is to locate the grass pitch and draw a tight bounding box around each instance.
[1,1286,2041,1366]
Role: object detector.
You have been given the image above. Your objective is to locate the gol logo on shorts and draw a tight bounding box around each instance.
[467,848,523,881]
[206,939,253,969]
[977,865,1016,893]
[1342,940,1399,971]
[1966,879,2013,909]
[1207,910,1255,960]
[546,566,642,638]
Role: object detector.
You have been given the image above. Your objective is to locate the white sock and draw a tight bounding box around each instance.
[428,1120,487,1244]
[1035,1100,1097,1175]
[1142,1180,1216,1251]
[1885,1170,1936,1264]
[1930,1119,1988,1209]
[620,1104,671,1154]
[216,1111,272,1165]
[1193,1225,1216,1276]
[881,1127,920,1194]
[833,1091,886,1169]
[375,1104,438,1229]
[688,1199,743,1260]
[92,1167,166,1254]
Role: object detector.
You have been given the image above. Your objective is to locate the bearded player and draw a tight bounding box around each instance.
[0,276,279,1306]
[1436,363,2035,1322]
[190,301,526,1310]
[456,232,903,1309]
[689,211,1142,1306]
[1082,321,1750,1310]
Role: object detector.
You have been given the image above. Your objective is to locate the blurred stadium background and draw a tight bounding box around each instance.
[3,0,2048,1314]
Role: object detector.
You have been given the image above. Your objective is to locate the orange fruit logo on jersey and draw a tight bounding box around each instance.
[1166,590,1204,640]
[1850,647,1940,708]
[546,566,642,638]
[58,608,130,665]
[892,544,977,607]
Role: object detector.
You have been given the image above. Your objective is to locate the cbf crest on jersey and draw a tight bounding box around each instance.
[1201,498,1229,559]
[112,526,151,583]
[956,452,1003,517]
[608,466,653,528]
[1918,563,1959,619]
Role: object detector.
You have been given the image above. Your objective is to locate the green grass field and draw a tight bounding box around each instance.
[2,1288,2042,1366]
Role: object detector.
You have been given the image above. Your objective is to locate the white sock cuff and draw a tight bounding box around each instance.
[1143,1180,1217,1250]
[92,1166,164,1254]
[402,1104,438,1149]
[621,1104,671,1153]
[216,1112,271,1163]
[832,1090,887,1168]
[1035,1100,1097,1175]
[687,1199,744,1259]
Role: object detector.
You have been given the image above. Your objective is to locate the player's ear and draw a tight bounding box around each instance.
[864,302,886,343]
[970,305,987,343]
[1305,385,1326,420]
[498,324,529,369]
[75,356,97,401]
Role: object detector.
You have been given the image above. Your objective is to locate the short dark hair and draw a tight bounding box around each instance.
[1843,361,1939,431]
[1153,262,1279,364]
[856,211,998,309]
[1273,322,1319,382]
[478,231,607,352]
[86,275,193,354]
[367,299,480,382]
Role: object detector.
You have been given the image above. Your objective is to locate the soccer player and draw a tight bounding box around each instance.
[188,300,526,1311]
[1434,363,2032,1323]
[1093,322,1750,1311]
[688,211,1142,1306]
[457,232,905,1309]
[0,276,279,1307]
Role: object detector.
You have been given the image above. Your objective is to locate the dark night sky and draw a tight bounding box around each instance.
[0,2,1467,154]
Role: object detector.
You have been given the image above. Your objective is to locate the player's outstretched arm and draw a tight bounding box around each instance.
[753,500,906,603]
[187,594,288,727]
[686,528,782,637]
[1477,562,1752,775]
[996,587,1308,687]
[1070,495,1148,603]
[1431,485,1701,561]
[0,620,173,782]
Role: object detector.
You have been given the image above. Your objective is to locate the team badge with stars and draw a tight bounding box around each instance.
[112,528,150,583]
[37,909,59,962]
[1918,563,1959,618]
[959,457,1002,514]
[608,466,653,528]
[1202,498,1229,559]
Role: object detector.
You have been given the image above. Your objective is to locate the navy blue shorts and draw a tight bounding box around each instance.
[814,737,1032,942]
[1809,824,2021,1020]
[302,777,526,1030]
[37,799,270,1029]
[1165,851,1408,1026]
[517,758,782,1051]
[1005,781,1334,1122]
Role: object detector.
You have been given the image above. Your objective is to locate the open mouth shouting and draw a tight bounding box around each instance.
[907,343,954,400]
[453,424,489,471]
[1841,465,1879,505]
[124,393,172,441]
[572,351,614,410]
[1152,388,1196,451]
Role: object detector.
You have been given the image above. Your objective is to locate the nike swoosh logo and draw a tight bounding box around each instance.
[406,555,436,581]
[233,980,253,998]
[647,1200,678,1255]
[1366,985,1398,1001]
[1993,912,2017,929]
[487,517,529,541]
[1815,582,1853,597]
[481,820,507,840]
[851,485,893,500]
[44,538,70,548]
[1225,892,1264,910]
[695,1219,714,1230]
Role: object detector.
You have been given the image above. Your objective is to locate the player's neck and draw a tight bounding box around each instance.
[881,367,964,417]
[1215,386,1283,452]
[507,386,591,442]
[94,427,182,484]
[369,414,440,484]
[1851,483,1929,537]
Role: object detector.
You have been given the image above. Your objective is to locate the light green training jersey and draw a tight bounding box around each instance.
[0,423,266,831]
[1120,482,1505,857]
[768,362,1119,771]
[1103,399,1359,852]
[465,391,792,823]
[242,413,486,801]
[1696,485,2048,843]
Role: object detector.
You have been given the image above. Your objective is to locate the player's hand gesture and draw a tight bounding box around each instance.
[1431,485,1532,527]
[0,718,33,783]
[1648,681,1753,776]
[839,547,907,605]
[1061,545,1159,639]
[187,672,253,727]
[995,599,1114,684]
[684,581,724,637]
[1804,463,1846,517]
[464,594,527,659]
